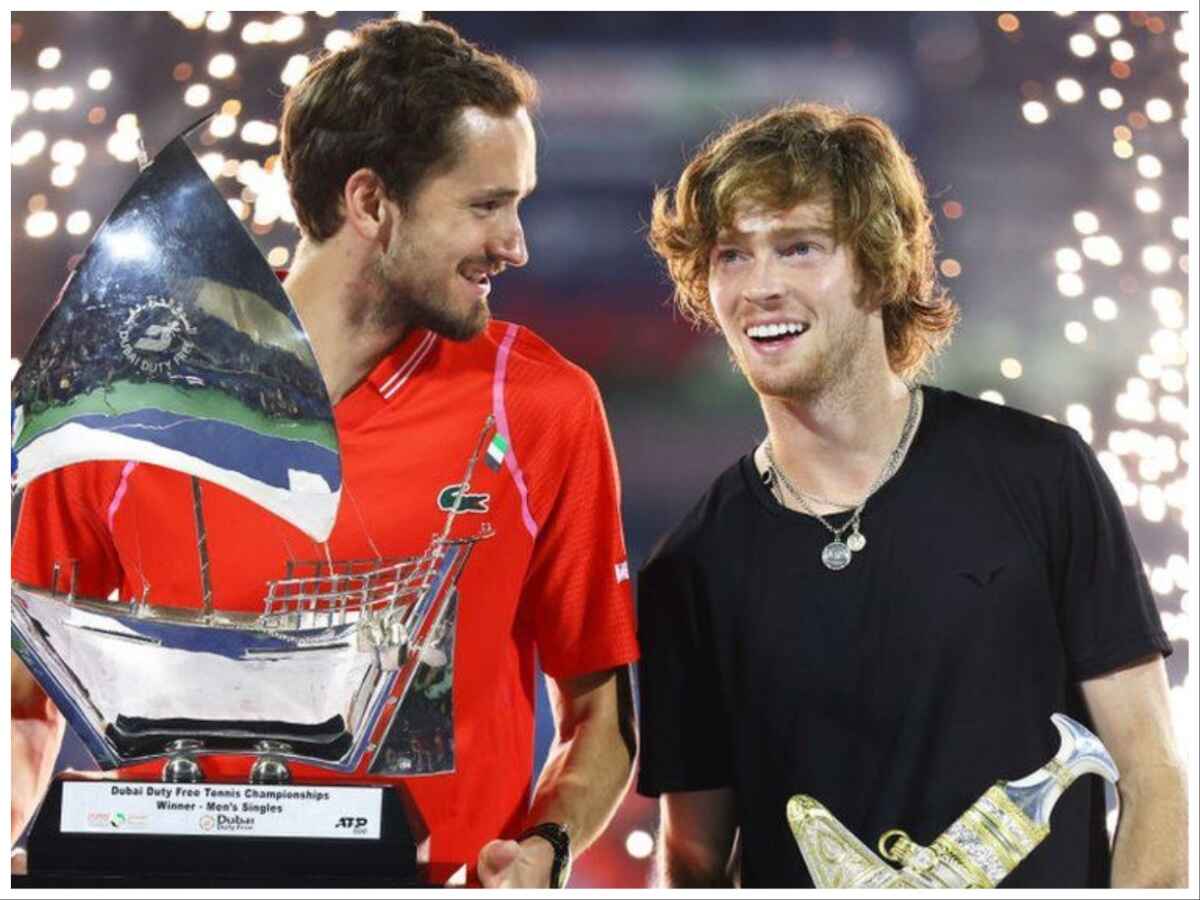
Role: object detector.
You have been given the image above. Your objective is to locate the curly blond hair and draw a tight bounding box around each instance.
[648,102,958,379]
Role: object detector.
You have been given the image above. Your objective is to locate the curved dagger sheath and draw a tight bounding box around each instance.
[787,714,1119,888]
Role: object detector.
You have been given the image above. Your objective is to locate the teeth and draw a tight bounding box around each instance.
[746,322,807,339]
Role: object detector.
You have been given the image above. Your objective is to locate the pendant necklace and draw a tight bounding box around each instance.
[765,387,923,571]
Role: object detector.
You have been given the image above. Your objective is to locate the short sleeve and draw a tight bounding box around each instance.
[636,544,733,796]
[11,463,126,599]
[518,379,638,680]
[1052,431,1171,681]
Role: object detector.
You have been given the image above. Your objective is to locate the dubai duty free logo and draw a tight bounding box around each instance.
[118,295,196,375]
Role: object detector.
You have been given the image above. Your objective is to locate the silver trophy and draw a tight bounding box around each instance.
[787,713,1119,888]
[11,124,487,884]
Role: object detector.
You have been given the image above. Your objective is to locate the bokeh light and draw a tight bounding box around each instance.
[1141,246,1172,274]
[1055,77,1084,103]
[1063,321,1088,343]
[1000,358,1023,379]
[1072,210,1099,234]
[184,84,211,107]
[1136,154,1163,178]
[26,210,59,238]
[208,53,237,79]
[1092,296,1118,321]
[37,46,62,69]
[1145,98,1173,123]
[65,210,92,234]
[1069,33,1097,57]
[1022,100,1049,124]
[1135,187,1162,213]
[1093,13,1121,38]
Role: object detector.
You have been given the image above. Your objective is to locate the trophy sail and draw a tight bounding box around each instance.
[11,130,340,543]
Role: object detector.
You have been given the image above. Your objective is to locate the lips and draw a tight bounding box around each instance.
[459,268,491,299]
[742,320,810,356]
[745,321,809,340]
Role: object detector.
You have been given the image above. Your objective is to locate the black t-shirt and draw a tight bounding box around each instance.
[636,386,1170,888]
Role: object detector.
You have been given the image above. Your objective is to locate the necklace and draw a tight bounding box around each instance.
[765,387,923,571]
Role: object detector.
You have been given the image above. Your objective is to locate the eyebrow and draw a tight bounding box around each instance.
[715,224,835,242]
[473,182,538,202]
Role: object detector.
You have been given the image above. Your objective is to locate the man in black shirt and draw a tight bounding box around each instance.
[638,102,1186,888]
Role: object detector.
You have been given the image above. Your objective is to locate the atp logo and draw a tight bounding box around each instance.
[335,816,370,835]
[437,483,490,514]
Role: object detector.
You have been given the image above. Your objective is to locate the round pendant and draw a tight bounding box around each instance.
[822,540,852,570]
[847,531,866,552]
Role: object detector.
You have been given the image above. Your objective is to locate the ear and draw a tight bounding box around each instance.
[341,168,392,242]
[851,260,886,313]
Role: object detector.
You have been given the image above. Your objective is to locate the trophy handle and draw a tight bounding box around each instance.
[1002,713,1119,828]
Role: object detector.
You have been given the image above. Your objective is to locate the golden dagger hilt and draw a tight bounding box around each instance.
[788,714,1119,888]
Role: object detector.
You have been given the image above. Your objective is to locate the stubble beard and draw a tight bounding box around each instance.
[367,241,489,343]
[735,310,873,405]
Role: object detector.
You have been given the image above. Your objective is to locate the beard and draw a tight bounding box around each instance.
[367,241,490,342]
[733,308,873,403]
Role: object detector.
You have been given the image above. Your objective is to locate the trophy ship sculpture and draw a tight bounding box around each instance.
[10,121,489,783]
[11,425,493,779]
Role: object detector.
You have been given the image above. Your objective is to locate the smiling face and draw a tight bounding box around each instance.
[707,195,885,401]
[369,106,537,340]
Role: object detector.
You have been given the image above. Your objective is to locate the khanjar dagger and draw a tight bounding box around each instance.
[786,714,1119,888]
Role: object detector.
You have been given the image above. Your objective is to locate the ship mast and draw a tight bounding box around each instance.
[191,476,215,619]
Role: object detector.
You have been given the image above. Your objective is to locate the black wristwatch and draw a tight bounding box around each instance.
[517,822,572,888]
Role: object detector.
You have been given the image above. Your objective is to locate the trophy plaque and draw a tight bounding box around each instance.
[10,124,489,886]
[787,713,1120,888]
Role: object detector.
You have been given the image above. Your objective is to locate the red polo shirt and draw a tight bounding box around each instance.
[11,319,639,870]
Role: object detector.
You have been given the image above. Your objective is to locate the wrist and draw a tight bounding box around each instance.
[518,833,556,868]
[516,822,572,888]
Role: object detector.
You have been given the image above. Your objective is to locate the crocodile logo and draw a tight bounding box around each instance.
[437,483,489,514]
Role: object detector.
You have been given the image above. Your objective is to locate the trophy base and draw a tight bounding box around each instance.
[18,776,434,887]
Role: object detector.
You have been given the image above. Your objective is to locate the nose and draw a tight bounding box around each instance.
[489,214,528,269]
[742,254,784,306]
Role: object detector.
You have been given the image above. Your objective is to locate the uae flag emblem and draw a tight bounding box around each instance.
[485,433,509,471]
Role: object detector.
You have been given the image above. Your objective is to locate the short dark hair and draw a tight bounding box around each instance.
[280,18,539,240]
[649,102,958,379]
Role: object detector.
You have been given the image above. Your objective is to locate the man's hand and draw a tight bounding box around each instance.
[11,653,66,840]
[477,666,634,887]
[476,836,555,888]
[657,787,738,887]
[1080,654,1187,887]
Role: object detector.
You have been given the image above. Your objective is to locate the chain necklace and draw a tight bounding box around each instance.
[765,387,923,571]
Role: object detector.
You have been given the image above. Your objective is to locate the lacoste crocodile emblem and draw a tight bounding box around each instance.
[438,483,490,514]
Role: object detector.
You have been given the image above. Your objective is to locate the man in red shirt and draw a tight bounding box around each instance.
[11,18,638,887]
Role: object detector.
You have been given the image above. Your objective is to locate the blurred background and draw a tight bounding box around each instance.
[9,10,1192,886]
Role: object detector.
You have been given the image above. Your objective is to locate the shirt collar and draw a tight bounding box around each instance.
[365,328,439,400]
[275,270,438,404]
